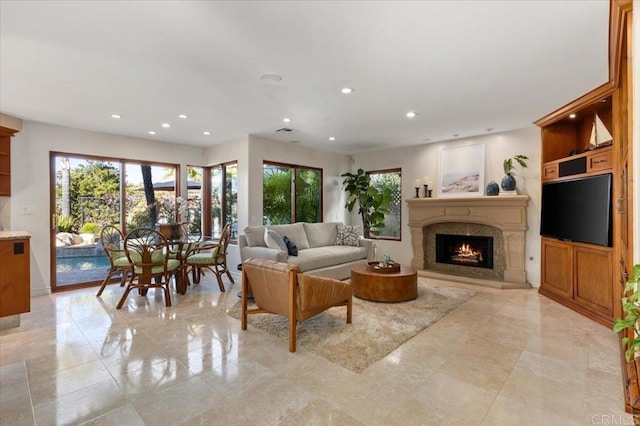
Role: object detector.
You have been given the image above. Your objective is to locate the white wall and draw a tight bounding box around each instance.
[204,135,352,272]
[352,127,542,286]
[10,121,205,295]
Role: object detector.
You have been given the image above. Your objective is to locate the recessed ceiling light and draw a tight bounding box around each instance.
[203,131,211,135]
[406,111,417,118]
[283,118,291,123]
[569,113,576,119]
[178,114,188,119]
[148,131,156,135]
[341,87,353,94]
[111,114,121,119]
[259,73,283,84]
[601,99,607,103]
[329,137,336,141]
[162,123,171,128]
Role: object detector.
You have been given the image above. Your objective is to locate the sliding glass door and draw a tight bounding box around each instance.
[53,155,121,289]
[51,154,178,291]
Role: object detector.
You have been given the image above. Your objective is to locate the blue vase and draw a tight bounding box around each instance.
[486,181,499,196]
[501,173,516,191]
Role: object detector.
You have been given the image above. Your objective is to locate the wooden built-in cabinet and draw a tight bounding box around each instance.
[536,85,619,328]
[0,236,31,317]
[0,126,18,196]
[541,238,613,323]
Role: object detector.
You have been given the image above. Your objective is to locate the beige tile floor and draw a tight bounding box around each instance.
[0,274,633,425]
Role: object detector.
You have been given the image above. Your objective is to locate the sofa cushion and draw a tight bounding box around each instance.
[264,228,287,252]
[336,224,361,246]
[289,246,367,272]
[244,225,266,247]
[269,223,310,250]
[283,236,298,256]
[303,222,340,248]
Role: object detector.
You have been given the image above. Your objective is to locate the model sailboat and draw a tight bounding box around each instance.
[586,113,613,150]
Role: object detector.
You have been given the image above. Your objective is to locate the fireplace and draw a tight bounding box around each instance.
[436,234,493,269]
[406,195,530,288]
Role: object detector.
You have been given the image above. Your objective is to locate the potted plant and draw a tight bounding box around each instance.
[341,168,392,238]
[614,264,640,362]
[501,154,529,192]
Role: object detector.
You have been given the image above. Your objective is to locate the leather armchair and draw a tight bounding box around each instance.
[241,257,352,352]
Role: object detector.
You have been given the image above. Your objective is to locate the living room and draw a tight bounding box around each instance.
[0,0,638,424]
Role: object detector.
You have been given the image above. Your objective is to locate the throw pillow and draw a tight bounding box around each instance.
[336,224,361,246]
[264,228,287,252]
[283,235,298,256]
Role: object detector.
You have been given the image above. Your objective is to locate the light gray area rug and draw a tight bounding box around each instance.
[228,279,475,373]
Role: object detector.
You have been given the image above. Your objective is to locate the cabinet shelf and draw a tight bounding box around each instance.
[542,146,613,182]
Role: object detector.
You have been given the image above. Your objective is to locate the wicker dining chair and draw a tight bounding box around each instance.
[183,223,234,292]
[96,225,133,297]
[117,227,180,309]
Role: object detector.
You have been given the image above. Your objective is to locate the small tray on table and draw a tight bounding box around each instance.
[366,261,401,273]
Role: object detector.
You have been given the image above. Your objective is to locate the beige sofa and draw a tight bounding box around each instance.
[239,222,371,280]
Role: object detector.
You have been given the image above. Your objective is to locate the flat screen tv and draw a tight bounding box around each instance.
[540,173,612,247]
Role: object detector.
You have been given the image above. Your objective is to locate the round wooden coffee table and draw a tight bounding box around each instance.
[351,263,418,302]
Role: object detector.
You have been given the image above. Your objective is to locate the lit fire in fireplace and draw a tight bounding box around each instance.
[452,243,483,264]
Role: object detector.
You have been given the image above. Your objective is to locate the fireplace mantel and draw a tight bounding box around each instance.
[406,195,529,286]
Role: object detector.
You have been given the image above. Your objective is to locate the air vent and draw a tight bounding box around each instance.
[275,127,295,134]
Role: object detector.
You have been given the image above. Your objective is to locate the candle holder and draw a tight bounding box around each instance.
[423,184,429,198]
[414,187,420,198]
[427,189,433,198]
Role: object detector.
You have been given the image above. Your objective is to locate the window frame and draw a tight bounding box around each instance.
[366,167,402,241]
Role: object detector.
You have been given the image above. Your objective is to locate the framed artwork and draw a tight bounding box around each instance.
[438,143,485,196]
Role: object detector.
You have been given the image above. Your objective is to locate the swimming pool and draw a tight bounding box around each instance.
[56,256,110,273]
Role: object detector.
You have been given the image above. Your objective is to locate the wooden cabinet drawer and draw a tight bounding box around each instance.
[587,149,612,172]
[542,163,559,181]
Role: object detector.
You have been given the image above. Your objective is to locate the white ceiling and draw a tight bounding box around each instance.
[0,1,610,154]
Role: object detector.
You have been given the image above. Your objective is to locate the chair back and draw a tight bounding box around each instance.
[100,225,126,266]
[242,258,300,316]
[124,227,170,285]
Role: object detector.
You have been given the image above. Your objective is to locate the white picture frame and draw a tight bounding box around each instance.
[438,143,485,197]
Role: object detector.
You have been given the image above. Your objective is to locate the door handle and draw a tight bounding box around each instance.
[617,198,625,214]
[51,214,56,230]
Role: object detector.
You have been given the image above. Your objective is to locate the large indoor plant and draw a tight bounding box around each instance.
[501,154,529,191]
[341,168,392,238]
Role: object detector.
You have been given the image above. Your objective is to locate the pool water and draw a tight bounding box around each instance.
[57,256,110,273]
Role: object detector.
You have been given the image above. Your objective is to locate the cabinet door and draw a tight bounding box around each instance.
[574,245,613,317]
[0,239,30,317]
[541,238,573,299]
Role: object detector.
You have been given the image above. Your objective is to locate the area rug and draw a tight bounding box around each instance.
[227,278,475,373]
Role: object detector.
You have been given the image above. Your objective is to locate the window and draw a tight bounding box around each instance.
[210,162,238,240]
[263,162,322,225]
[185,166,203,236]
[368,168,401,240]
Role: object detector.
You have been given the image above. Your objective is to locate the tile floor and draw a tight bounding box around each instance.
[0,274,633,425]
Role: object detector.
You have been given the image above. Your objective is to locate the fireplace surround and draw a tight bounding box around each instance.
[407,195,530,289]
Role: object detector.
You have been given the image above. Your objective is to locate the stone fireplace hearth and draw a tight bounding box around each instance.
[406,195,530,289]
